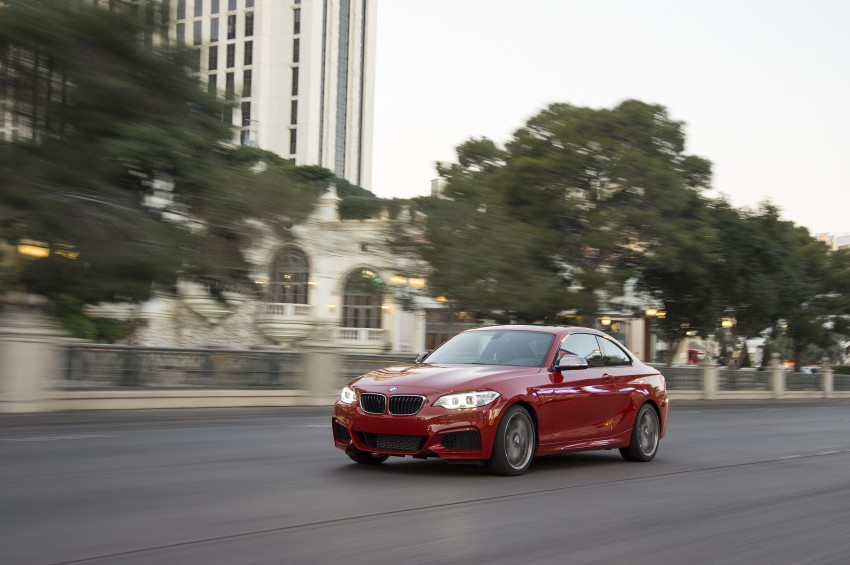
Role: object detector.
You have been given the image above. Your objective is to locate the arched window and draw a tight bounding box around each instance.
[270,246,309,304]
[342,269,384,328]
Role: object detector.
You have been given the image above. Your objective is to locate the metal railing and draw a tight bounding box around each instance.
[64,344,304,390]
[718,370,772,391]
[659,367,701,390]
[62,344,846,399]
[339,354,414,388]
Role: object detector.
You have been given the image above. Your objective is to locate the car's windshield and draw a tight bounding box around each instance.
[425,330,555,367]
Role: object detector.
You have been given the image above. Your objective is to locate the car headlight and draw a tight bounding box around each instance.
[433,391,500,410]
[340,386,356,405]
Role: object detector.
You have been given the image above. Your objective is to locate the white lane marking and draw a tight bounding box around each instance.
[778,455,803,459]
[1,434,119,443]
[291,424,331,428]
[816,450,839,455]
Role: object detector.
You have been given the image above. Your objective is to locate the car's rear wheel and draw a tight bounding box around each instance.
[346,448,390,465]
[620,403,660,462]
[489,405,535,476]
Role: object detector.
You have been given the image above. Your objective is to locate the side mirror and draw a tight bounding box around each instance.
[554,354,589,372]
[414,350,431,364]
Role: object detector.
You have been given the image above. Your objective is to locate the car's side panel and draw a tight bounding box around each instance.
[609,370,668,438]
[533,367,620,444]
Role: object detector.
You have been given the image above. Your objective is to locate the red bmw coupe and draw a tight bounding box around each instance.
[332,325,668,475]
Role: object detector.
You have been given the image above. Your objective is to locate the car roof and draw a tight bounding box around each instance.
[466,325,605,337]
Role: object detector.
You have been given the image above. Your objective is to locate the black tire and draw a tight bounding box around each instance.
[346,448,390,465]
[489,405,536,476]
[620,404,660,462]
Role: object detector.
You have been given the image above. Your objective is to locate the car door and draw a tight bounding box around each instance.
[535,333,619,444]
[596,336,644,435]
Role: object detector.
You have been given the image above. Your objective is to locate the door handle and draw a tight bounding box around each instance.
[602,373,613,380]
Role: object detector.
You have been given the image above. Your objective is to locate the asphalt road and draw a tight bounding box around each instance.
[2,402,850,565]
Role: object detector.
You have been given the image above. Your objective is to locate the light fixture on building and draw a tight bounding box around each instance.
[54,244,79,260]
[599,316,612,326]
[721,317,736,329]
[646,306,666,319]
[17,239,50,258]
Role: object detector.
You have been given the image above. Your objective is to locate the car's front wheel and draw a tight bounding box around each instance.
[620,403,660,462]
[489,404,535,476]
[346,448,390,465]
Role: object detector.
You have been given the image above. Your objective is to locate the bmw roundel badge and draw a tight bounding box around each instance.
[388,387,398,392]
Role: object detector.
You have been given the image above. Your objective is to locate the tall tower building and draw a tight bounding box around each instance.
[173,0,376,189]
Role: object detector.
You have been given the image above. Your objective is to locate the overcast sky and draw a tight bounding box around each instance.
[370,0,849,236]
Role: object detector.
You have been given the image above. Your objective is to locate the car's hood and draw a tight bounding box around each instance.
[349,364,541,392]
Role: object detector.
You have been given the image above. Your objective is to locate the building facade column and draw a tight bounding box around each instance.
[0,301,67,413]
[770,352,785,399]
[822,357,834,399]
[701,357,717,400]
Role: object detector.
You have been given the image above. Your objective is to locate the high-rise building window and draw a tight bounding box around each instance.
[244,41,253,65]
[291,67,299,96]
[208,73,217,94]
[208,46,218,70]
[176,22,185,45]
[225,72,234,98]
[193,20,202,45]
[211,0,219,14]
[240,129,250,145]
[228,0,236,10]
[246,0,254,7]
[194,0,203,17]
[241,101,251,126]
[224,106,233,125]
[289,128,297,155]
[242,70,252,97]
[226,43,235,67]
[245,12,254,36]
[290,100,297,125]
[177,0,186,19]
[227,14,236,39]
[292,38,300,63]
[191,48,201,72]
[210,17,219,42]
[293,8,301,34]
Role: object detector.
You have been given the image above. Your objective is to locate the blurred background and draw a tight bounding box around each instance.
[1,0,849,405]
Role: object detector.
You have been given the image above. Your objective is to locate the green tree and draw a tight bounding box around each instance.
[406,100,718,332]
[0,0,331,337]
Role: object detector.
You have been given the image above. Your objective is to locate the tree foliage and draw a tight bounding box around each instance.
[0,0,334,336]
[404,99,850,366]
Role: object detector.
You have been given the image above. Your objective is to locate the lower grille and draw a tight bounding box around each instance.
[356,432,426,453]
[440,431,481,450]
[360,393,386,414]
[333,420,351,442]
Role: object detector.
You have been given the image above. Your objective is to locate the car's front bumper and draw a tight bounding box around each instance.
[332,398,506,461]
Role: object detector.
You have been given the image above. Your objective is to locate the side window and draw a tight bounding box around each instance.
[559,334,603,368]
[599,337,632,366]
